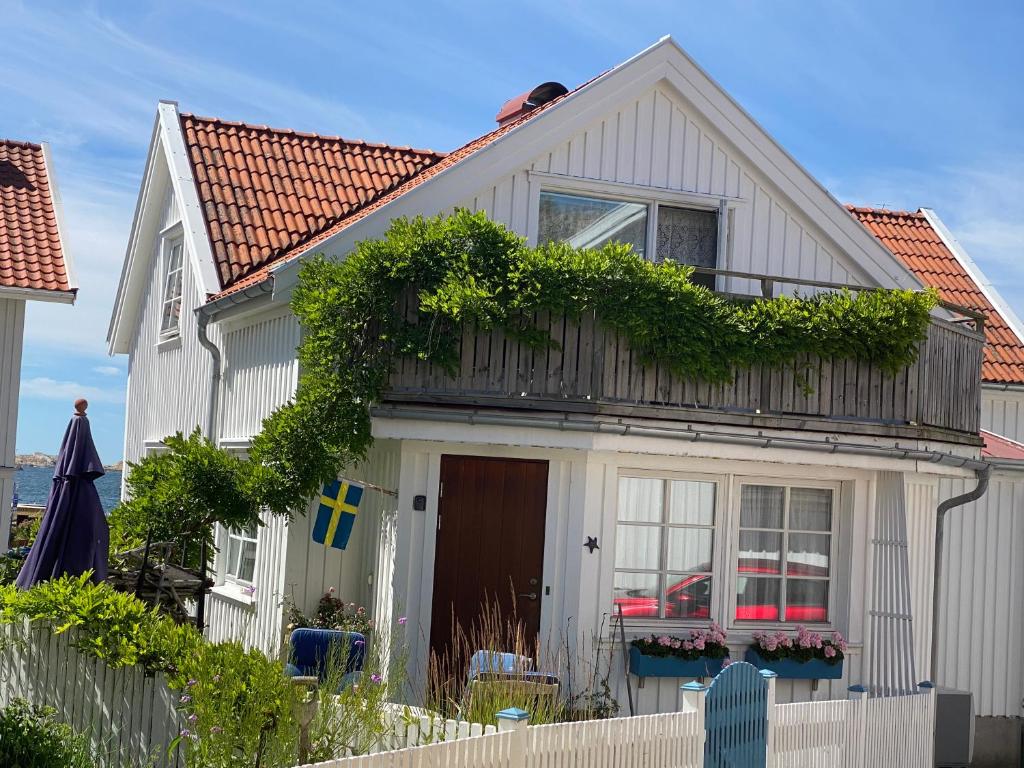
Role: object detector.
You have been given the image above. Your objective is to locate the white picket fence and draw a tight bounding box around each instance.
[773,687,935,767]
[0,621,184,768]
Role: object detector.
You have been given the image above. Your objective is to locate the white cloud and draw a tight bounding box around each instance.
[20,377,125,405]
[92,366,123,376]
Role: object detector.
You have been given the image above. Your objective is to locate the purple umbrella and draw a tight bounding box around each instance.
[16,400,109,589]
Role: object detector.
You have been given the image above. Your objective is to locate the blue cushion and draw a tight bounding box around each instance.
[284,628,365,684]
[467,650,532,681]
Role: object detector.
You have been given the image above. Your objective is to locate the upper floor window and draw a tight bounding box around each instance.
[735,485,834,624]
[613,476,717,620]
[537,190,718,288]
[159,239,184,339]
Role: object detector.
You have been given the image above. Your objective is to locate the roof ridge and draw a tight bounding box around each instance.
[0,138,45,151]
[178,112,447,158]
[844,204,924,219]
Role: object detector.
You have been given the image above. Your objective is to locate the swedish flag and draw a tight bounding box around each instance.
[312,479,364,550]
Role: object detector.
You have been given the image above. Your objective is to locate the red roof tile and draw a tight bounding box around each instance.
[981,429,1024,461]
[180,114,448,290]
[848,206,1024,385]
[205,80,587,301]
[0,139,71,293]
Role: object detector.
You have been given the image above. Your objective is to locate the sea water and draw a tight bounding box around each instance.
[10,465,122,514]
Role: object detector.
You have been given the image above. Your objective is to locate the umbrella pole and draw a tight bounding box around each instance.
[135,529,153,598]
[196,538,208,632]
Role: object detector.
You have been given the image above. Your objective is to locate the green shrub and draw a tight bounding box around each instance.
[0,699,96,768]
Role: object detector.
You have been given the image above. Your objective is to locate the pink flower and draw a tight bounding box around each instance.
[371,673,382,683]
[824,645,836,658]
[398,616,407,625]
[658,635,672,647]
[682,640,694,651]
[328,587,336,594]
[671,639,681,649]
[694,637,706,651]
[765,637,778,652]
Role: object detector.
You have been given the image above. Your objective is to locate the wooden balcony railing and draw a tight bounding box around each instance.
[384,274,986,443]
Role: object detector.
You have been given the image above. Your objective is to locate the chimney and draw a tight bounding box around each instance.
[495,82,569,126]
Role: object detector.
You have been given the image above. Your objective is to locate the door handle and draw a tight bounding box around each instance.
[517,592,538,601]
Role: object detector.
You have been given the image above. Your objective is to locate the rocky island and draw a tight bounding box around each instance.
[15,453,123,472]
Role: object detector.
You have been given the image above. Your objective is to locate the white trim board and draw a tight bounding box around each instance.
[39,142,78,292]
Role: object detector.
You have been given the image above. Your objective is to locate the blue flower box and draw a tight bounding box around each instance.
[743,648,843,679]
[629,646,725,678]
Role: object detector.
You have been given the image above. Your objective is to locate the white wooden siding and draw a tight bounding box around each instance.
[219,310,300,441]
[981,387,1024,443]
[122,186,216,467]
[0,297,25,545]
[905,478,937,679]
[936,474,1024,717]
[461,85,857,295]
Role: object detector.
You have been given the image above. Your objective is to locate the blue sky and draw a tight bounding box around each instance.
[2,0,1022,461]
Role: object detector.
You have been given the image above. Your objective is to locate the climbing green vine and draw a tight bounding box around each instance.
[245,209,936,517]
[115,209,936,529]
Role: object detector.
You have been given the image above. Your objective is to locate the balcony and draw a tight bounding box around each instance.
[384,270,985,445]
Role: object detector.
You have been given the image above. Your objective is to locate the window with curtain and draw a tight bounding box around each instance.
[224,523,258,584]
[538,191,648,257]
[735,485,833,623]
[656,206,718,288]
[159,239,184,339]
[613,477,717,620]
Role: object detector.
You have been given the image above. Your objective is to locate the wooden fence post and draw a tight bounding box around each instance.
[496,707,530,768]
[760,669,777,768]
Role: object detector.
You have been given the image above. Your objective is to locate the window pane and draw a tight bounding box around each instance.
[238,541,257,582]
[738,530,782,574]
[787,533,830,576]
[160,299,180,334]
[538,191,647,257]
[668,480,715,525]
[167,242,184,273]
[665,574,712,619]
[618,478,662,523]
[790,488,833,531]
[667,528,713,572]
[656,206,718,289]
[736,577,780,621]
[615,524,661,570]
[740,485,784,528]
[226,536,241,577]
[613,572,659,617]
[786,579,829,623]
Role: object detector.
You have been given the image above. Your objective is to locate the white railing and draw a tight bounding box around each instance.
[0,621,184,767]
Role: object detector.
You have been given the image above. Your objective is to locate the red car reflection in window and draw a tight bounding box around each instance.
[613,559,827,622]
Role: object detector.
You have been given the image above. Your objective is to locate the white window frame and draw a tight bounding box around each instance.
[613,469,727,631]
[726,477,841,632]
[222,522,259,586]
[158,232,185,342]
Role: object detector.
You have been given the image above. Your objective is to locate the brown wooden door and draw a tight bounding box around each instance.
[429,455,548,669]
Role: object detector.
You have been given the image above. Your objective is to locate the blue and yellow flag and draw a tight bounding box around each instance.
[312,479,364,550]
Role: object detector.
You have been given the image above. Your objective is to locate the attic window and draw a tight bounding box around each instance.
[538,191,647,257]
[655,205,718,289]
[159,239,184,339]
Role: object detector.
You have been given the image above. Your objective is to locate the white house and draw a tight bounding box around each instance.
[849,206,1024,765]
[108,37,992,722]
[0,139,76,546]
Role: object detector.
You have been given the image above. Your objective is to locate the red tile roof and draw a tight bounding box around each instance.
[180,114,448,290]
[205,81,584,300]
[981,430,1024,461]
[848,206,1024,385]
[0,139,71,293]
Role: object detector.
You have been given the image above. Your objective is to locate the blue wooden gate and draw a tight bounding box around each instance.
[704,661,772,768]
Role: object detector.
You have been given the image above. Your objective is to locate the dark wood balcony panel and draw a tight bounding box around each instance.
[386,308,984,442]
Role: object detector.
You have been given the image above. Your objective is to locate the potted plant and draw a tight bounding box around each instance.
[744,625,847,679]
[629,623,730,679]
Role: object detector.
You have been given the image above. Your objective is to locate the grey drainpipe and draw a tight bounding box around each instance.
[931,464,991,682]
[194,310,223,632]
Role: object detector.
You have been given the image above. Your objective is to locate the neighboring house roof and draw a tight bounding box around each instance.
[179,113,447,289]
[0,139,75,301]
[848,206,1024,386]
[981,429,1024,462]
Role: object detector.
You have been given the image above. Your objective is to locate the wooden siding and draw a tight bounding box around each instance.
[219,310,300,441]
[462,85,864,293]
[982,387,1024,443]
[905,478,938,679]
[0,297,25,545]
[936,474,1024,717]
[123,186,216,467]
[386,307,983,440]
